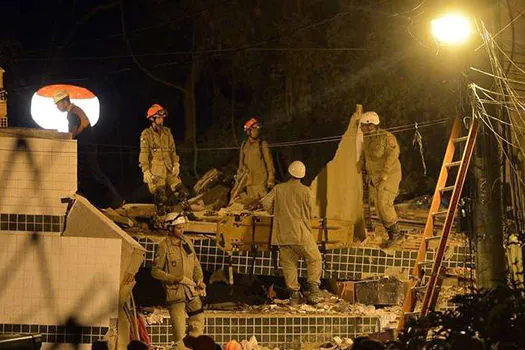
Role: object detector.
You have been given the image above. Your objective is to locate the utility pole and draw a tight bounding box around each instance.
[472,1,507,288]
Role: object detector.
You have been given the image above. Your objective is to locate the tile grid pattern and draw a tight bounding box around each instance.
[135,237,474,280]
[0,214,65,233]
[147,315,380,348]
[0,135,77,216]
[0,324,108,344]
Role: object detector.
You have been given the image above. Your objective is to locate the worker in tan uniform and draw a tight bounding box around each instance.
[151,213,206,349]
[237,117,276,201]
[139,104,182,205]
[261,161,323,305]
[357,111,404,248]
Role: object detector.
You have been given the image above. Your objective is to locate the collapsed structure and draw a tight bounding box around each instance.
[0,70,473,348]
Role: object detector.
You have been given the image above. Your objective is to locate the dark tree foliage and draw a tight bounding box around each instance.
[389,284,525,349]
[1,0,466,196]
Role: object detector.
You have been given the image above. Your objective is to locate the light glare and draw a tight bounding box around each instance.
[431,14,471,45]
[31,91,100,133]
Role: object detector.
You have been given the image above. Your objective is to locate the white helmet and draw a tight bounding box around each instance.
[360,111,380,125]
[165,212,186,226]
[288,161,306,179]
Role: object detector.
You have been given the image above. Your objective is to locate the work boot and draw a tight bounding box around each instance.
[381,223,405,249]
[289,290,301,305]
[306,283,323,305]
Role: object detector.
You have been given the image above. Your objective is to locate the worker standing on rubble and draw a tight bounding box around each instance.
[151,213,206,349]
[261,161,323,305]
[139,104,182,206]
[357,111,404,248]
[237,117,276,201]
[54,90,124,209]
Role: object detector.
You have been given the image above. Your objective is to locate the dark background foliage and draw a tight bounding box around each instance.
[0,0,469,200]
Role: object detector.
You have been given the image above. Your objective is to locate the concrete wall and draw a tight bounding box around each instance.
[310,112,366,242]
[0,233,121,326]
[0,129,76,222]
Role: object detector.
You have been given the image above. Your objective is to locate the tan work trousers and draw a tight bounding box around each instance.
[279,237,322,291]
[369,183,398,228]
[147,163,180,195]
[167,297,204,349]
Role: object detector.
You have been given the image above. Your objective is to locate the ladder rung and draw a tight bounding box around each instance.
[412,285,427,292]
[440,186,455,192]
[418,260,434,267]
[432,210,448,216]
[454,136,468,143]
[404,311,420,317]
[425,235,442,241]
[446,161,462,168]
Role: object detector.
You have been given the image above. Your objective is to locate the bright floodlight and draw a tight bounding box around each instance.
[31,84,100,133]
[431,14,471,45]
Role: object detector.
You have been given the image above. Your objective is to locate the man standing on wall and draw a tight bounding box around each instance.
[357,111,404,248]
[139,104,182,207]
[54,90,123,209]
[151,213,206,349]
[236,117,275,202]
[261,161,323,305]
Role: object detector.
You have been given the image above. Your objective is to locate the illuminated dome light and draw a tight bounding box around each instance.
[431,13,472,46]
[31,84,100,133]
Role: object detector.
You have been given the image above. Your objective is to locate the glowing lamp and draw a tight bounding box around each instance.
[31,84,100,132]
[431,13,472,45]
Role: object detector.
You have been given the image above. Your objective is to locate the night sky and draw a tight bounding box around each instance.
[0,0,476,201]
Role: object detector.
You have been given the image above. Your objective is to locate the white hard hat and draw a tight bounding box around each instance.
[288,161,306,179]
[360,111,380,125]
[165,212,186,226]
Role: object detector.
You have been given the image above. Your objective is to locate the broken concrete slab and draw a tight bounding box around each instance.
[310,112,365,243]
[120,203,157,218]
[102,208,134,227]
[354,276,406,306]
[336,281,356,304]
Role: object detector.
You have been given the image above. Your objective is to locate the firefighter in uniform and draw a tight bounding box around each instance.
[357,111,404,248]
[151,213,205,349]
[261,161,323,305]
[237,117,276,201]
[139,104,182,205]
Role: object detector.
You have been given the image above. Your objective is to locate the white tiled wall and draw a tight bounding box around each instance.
[0,135,77,215]
[0,234,120,327]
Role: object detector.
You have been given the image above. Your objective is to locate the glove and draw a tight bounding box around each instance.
[143,170,154,184]
[172,163,180,175]
[196,280,207,297]
[180,276,197,287]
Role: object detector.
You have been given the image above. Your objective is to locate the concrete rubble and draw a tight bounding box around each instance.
[354,276,406,306]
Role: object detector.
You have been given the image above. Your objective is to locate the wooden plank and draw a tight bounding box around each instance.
[186,220,219,234]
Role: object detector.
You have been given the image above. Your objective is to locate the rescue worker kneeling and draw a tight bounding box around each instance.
[151,213,205,349]
[261,161,323,305]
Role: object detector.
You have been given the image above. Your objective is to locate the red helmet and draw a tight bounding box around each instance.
[244,117,260,132]
[224,340,242,350]
[146,104,168,119]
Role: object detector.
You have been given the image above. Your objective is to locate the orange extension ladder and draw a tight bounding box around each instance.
[398,115,479,330]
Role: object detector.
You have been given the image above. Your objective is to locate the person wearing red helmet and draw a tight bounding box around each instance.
[236,117,275,201]
[139,104,182,205]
